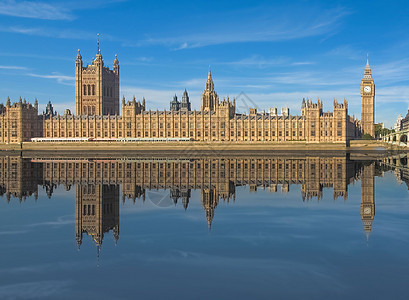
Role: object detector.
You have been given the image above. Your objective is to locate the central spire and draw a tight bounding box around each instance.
[365,53,370,69]
[206,66,214,91]
[97,33,100,54]
[363,54,372,78]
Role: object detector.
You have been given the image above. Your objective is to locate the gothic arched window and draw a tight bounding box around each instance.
[83,85,87,95]
[92,85,95,95]
[88,85,91,96]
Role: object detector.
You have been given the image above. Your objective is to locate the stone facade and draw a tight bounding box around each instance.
[0,98,42,144]
[0,50,372,144]
[42,63,360,143]
[401,110,409,131]
[75,50,119,116]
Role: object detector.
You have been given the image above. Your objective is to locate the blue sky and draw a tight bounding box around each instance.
[0,0,408,127]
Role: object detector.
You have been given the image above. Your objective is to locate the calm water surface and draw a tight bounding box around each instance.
[0,153,409,299]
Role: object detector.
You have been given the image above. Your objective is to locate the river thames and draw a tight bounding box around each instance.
[0,153,408,299]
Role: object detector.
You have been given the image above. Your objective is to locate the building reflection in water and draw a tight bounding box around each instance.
[1,153,408,251]
[75,184,119,251]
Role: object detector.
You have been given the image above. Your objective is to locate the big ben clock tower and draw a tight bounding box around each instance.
[361,57,375,137]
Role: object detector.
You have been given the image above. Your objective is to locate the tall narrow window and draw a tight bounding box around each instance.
[83,85,87,95]
[88,85,91,96]
[92,85,95,95]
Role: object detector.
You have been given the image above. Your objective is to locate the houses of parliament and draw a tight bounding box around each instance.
[0,48,375,144]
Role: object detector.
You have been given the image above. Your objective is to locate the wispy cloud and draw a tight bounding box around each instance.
[0,230,28,235]
[0,25,116,41]
[374,58,409,84]
[0,65,27,70]
[121,56,155,66]
[0,0,73,20]
[27,72,74,85]
[225,55,288,68]
[326,45,364,60]
[0,280,72,299]
[291,61,315,66]
[376,86,409,104]
[0,51,72,61]
[27,215,74,227]
[131,6,350,49]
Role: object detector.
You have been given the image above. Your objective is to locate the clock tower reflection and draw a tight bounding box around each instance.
[360,163,375,240]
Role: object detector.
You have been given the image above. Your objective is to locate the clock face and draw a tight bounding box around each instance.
[364,207,371,214]
[364,86,371,93]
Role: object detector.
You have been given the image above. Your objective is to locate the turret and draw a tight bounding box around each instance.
[170,94,180,111]
[201,67,219,111]
[76,49,82,67]
[113,54,119,75]
[113,225,119,244]
[181,89,191,111]
[94,51,103,66]
[205,66,214,91]
[45,101,54,116]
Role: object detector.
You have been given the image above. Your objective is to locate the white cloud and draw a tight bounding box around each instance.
[26,72,74,85]
[224,55,289,68]
[325,45,364,60]
[133,6,350,49]
[374,59,409,84]
[291,62,315,66]
[0,280,72,299]
[0,65,27,70]
[0,0,73,20]
[0,25,116,41]
[27,215,74,227]
[0,51,72,61]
